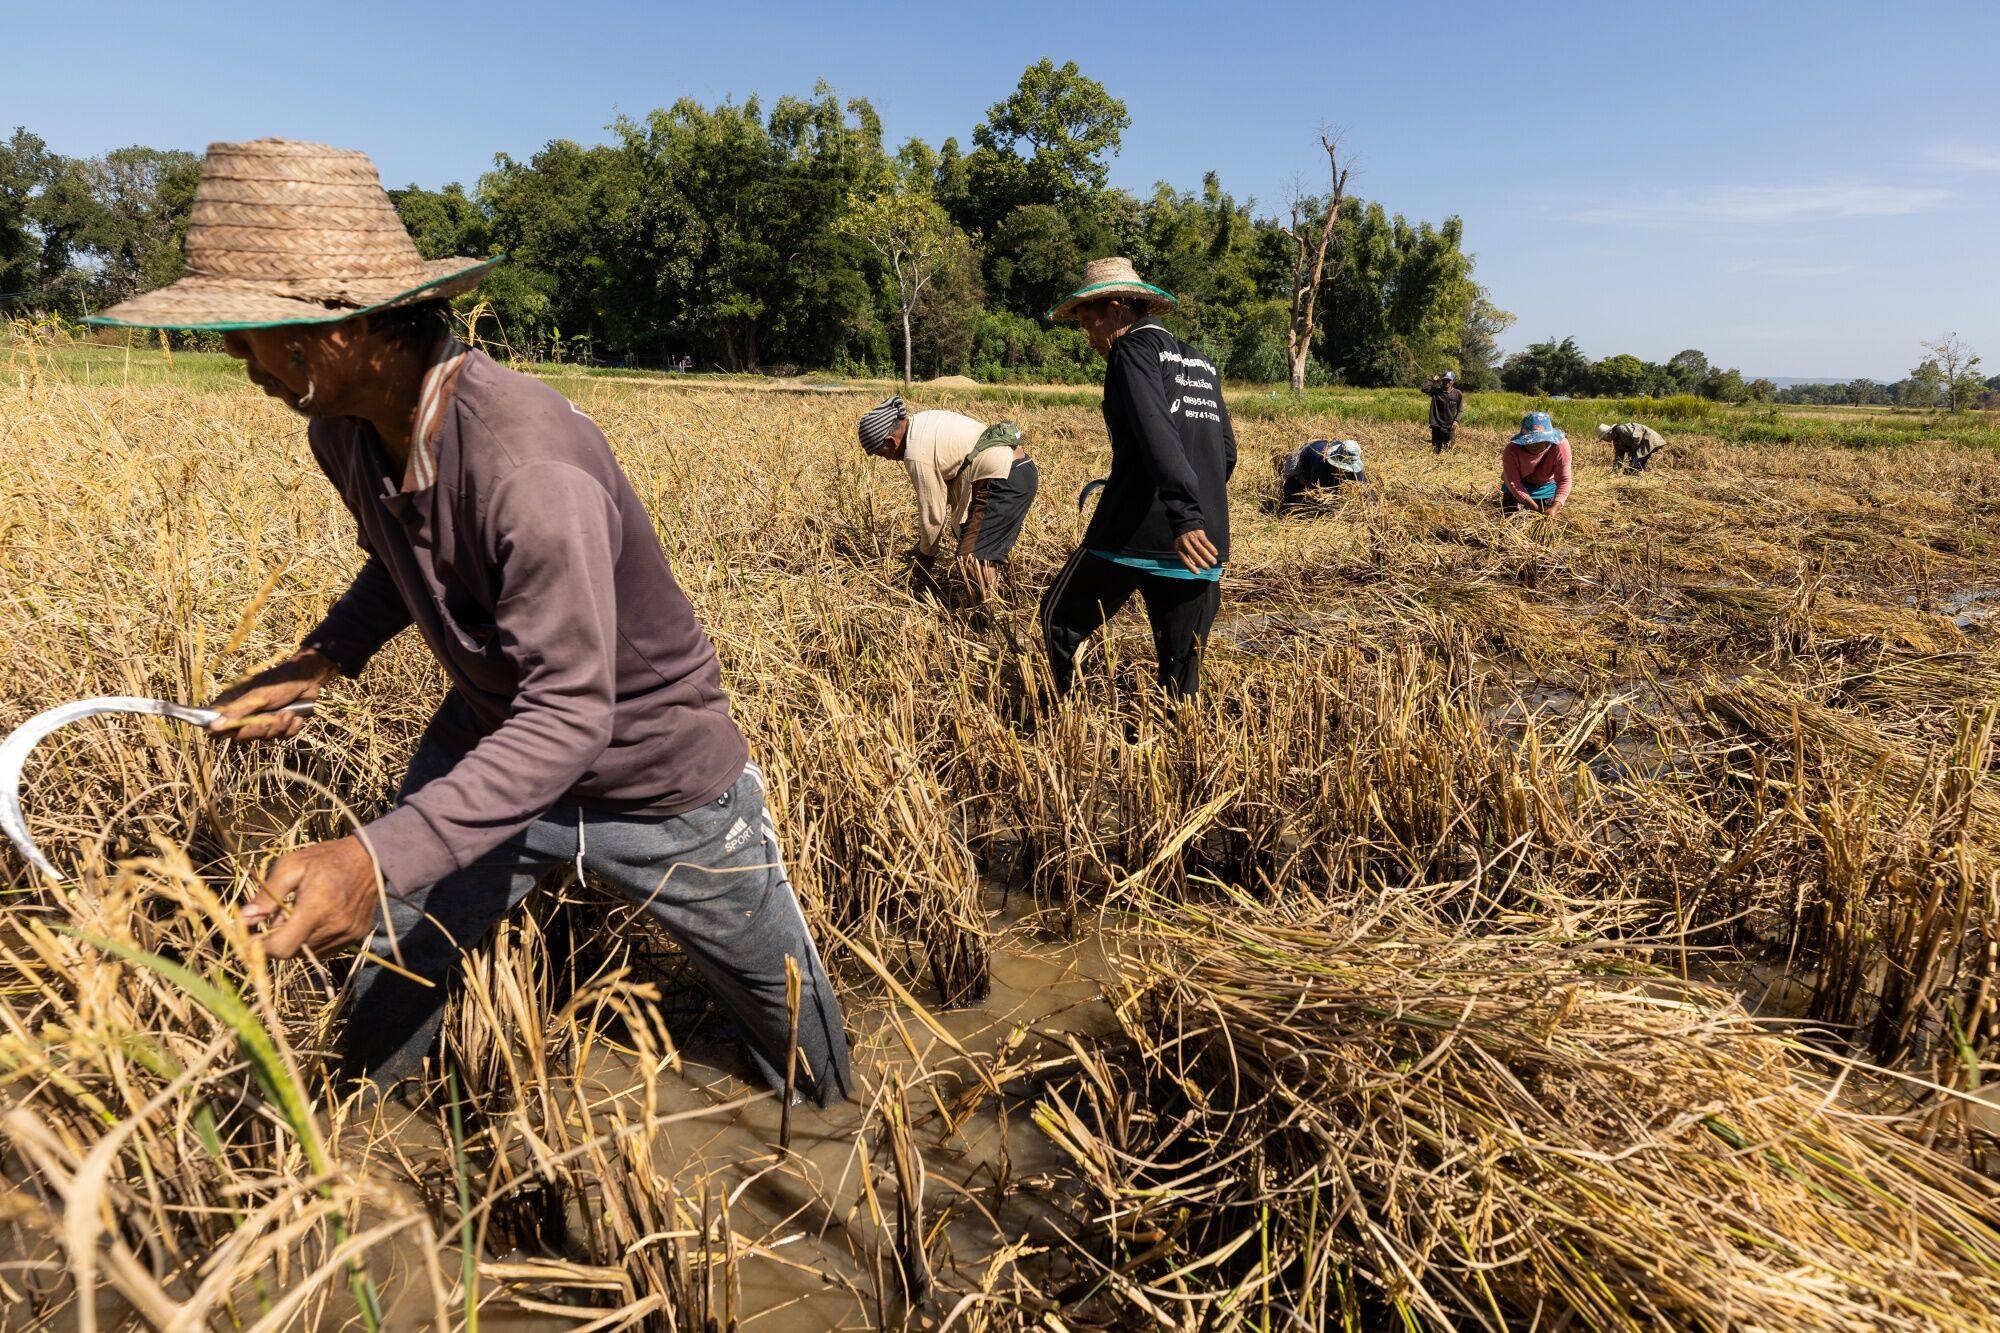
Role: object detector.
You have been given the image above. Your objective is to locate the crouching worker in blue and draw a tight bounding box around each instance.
[87,138,852,1112]
[1281,439,1366,509]
[1039,258,1236,701]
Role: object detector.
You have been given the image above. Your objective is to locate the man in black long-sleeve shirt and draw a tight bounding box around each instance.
[1425,371,1464,454]
[1039,258,1236,700]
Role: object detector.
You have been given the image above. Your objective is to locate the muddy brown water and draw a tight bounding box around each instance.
[0,894,1123,1328]
[360,908,1122,1330]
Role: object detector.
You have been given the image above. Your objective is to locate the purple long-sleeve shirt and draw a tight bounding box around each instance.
[302,348,747,896]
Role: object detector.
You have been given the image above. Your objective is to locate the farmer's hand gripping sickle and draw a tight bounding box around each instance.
[32,136,856,1111]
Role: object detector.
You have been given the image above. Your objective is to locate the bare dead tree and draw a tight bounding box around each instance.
[1281,130,1349,394]
[1919,332,1984,414]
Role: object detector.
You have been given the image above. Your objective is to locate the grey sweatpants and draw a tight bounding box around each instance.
[339,748,853,1106]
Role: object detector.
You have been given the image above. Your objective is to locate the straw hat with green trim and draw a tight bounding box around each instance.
[1045,256,1176,323]
[86,138,499,332]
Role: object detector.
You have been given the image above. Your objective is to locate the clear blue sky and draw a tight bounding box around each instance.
[13,0,1997,379]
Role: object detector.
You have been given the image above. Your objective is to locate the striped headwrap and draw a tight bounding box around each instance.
[857,395,907,454]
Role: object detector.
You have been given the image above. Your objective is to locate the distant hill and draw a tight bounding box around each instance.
[1768,377,1862,387]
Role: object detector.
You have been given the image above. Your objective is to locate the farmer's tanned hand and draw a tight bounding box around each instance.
[1175,528,1220,574]
[207,648,338,742]
[243,835,380,958]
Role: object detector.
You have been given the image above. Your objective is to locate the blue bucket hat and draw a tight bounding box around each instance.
[1510,411,1566,447]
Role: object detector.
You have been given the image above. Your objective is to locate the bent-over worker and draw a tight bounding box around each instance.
[1501,411,1573,515]
[858,397,1038,602]
[87,139,852,1108]
[1598,421,1664,475]
[1281,439,1366,509]
[1039,258,1236,701]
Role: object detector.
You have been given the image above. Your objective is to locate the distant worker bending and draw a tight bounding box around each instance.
[1039,258,1236,701]
[1424,370,1464,454]
[1502,411,1572,515]
[1281,438,1366,510]
[1598,421,1665,475]
[859,397,1038,602]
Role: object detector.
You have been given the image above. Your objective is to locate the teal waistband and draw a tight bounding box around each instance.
[1087,549,1223,582]
[1527,480,1559,501]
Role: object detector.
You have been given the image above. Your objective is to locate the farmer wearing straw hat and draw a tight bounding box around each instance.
[1039,258,1236,700]
[858,395,1039,603]
[86,139,852,1108]
[1501,410,1574,515]
[1281,438,1367,510]
[1598,420,1665,475]
[1423,371,1464,454]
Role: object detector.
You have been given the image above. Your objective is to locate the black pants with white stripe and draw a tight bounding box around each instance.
[1040,549,1222,701]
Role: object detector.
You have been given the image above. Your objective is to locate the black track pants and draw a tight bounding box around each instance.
[1039,549,1222,700]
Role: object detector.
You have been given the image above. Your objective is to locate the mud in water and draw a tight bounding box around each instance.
[361,901,1121,1330]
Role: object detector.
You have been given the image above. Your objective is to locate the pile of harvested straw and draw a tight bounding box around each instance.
[1047,891,2000,1330]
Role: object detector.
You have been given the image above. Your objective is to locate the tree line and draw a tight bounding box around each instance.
[6,68,1991,406]
[2,63,1505,386]
[1499,333,1996,411]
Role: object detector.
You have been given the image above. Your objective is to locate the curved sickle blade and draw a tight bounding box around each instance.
[0,696,311,882]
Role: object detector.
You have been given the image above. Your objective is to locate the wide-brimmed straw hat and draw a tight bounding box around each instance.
[1510,410,1567,447]
[1046,257,1177,323]
[86,139,500,332]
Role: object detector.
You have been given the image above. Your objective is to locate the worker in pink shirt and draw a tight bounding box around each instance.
[1501,411,1572,515]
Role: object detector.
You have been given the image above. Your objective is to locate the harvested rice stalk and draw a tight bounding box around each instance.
[1694,672,2000,828]
[1050,892,2000,1331]
[1685,583,1960,656]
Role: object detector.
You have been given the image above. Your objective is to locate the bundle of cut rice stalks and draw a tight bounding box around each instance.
[1694,671,2000,829]
[1684,583,1960,656]
[1834,650,2000,724]
[1039,890,2000,1331]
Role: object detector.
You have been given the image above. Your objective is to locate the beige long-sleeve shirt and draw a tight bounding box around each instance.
[902,410,1013,555]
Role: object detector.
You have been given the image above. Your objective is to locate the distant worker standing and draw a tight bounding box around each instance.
[1039,258,1236,701]
[1280,438,1366,509]
[1501,410,1573,515]
[1598,421,1665,474]
[1424,370,1465,454]
[859,396,1038,602]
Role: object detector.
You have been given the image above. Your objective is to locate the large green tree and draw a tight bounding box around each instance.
[0,140,197,316]
[0,128,55,301]
[963,59,1129,222]
[1665,348,1710,394]
[480,137,649,359]
[1500,337,1591,396]
[76,146,200,306]
[1134,174,1259,358]
[390,182,489,261]
[838,184,972,384]
[984,203,1080,319]
[1318,204,1479,386]
[1590,353,1651,397]
[1916,333,1984,413]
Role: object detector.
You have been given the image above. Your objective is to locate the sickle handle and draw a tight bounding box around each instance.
[190,700,319,730]
[2,697,321,881]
